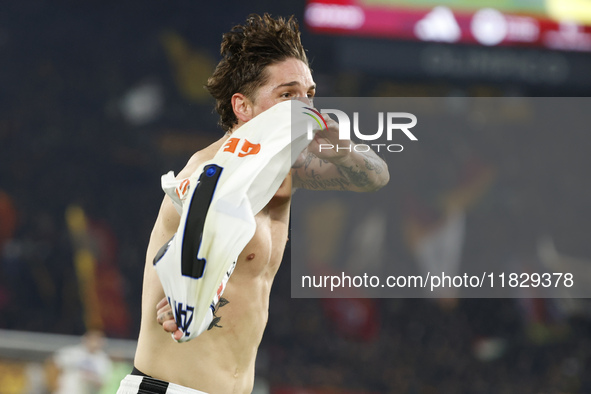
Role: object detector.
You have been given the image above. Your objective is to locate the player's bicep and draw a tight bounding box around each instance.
[147,196,182,260]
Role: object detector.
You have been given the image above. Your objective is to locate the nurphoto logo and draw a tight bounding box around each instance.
[303,108,418,153]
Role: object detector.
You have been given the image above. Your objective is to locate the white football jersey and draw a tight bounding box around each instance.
[154,100,316,342]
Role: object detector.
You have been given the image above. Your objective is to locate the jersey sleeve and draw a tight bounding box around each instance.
[161,171,189,216]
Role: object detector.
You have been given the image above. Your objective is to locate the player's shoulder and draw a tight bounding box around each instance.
[177,136,228,180]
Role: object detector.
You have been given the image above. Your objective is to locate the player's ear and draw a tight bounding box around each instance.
[231,93,253,123]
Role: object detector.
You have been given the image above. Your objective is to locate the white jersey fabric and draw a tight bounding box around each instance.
[154,100,316,342]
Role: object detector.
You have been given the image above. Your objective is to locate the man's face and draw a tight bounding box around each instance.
[250,57,316,117]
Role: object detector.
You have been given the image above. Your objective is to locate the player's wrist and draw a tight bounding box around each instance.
[329,143,358,167]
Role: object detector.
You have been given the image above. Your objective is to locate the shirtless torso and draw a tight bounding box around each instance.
[134,135,290,393]
[131,57,388,394]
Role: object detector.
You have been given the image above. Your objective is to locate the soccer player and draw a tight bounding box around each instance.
[54,330,112,394]
[117,13,389,394]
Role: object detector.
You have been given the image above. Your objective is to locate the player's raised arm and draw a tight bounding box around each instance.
[292,114,390,192]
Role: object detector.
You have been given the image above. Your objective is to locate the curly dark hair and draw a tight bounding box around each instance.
[206,13,309,131]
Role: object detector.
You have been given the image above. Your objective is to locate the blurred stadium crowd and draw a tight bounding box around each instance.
[1,1,591,393]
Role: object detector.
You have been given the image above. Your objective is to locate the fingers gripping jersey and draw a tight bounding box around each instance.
[154,100,315,342]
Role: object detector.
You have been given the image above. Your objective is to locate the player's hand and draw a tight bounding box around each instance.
[307,114,352,164]
[156,297,183,341]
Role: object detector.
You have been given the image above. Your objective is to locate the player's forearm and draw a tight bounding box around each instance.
[331,145,389,192]
[292,147,389,192]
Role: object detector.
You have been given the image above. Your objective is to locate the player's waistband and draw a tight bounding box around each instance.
[117,373,209,394]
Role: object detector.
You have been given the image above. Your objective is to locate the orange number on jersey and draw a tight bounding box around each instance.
[238,140,261,157]
[223,138,240,153]
[223,138,261,157]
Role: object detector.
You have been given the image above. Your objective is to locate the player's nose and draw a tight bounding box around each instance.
[293,96,312,106]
